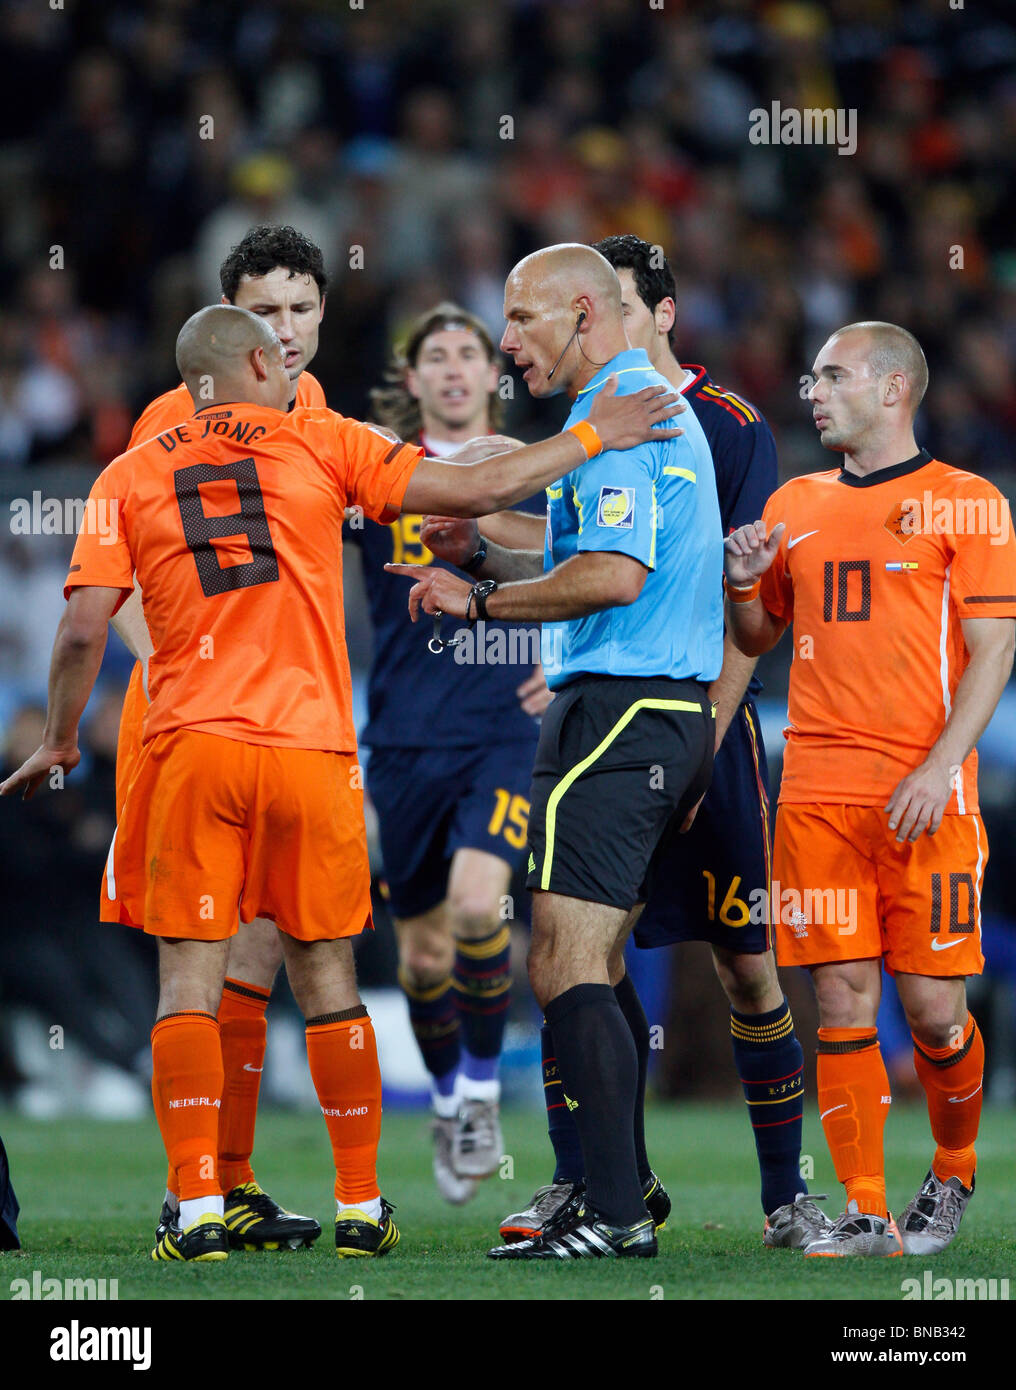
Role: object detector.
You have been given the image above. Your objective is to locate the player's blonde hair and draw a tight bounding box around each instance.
[369,302,504,442]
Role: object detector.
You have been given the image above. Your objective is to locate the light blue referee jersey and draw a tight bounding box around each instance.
[541,348,724,690]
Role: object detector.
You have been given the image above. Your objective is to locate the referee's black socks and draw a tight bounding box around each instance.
[544,984,647,1227]
[613,972,653,1186]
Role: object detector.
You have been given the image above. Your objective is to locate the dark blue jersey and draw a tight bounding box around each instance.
[680,364,778,696]
[347,440,545,750]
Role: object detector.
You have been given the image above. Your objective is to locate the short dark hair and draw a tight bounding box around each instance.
[219,225,328,302]
[592,234,676,345]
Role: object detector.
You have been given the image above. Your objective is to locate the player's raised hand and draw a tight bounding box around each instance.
[443,435,526,464]
[385,563,474,621]
[723,521,785,588]
[420,515,480,567]
[0,742,80,800]
[585,376,686,451]
[885,760,954,842]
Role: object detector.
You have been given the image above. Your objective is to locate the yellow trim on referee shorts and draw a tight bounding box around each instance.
[540,697,702,891]
[662,466,696,482]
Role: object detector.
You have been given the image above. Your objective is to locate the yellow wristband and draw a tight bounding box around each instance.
[567,420,603,459]
[724,577,761,603]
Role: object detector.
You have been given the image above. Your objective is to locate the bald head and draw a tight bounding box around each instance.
[829,321,929,415]
[501,243,627,397]
[507,243,622,316]
[176,304,289,409]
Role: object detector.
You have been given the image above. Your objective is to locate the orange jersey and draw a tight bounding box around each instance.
[66,403,421,751]
[760,451,1016,810]
[127,370,326,449]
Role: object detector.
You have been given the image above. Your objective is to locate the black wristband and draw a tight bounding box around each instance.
[462,536,488,575]
[471,579,498,621]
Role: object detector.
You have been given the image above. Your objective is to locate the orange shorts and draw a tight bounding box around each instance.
[103,727,373,942]
[115,659,148,817]
[100,660,149,926]
[771,804,986,976]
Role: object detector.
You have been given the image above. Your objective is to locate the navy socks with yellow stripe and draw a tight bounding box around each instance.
[453,927,511,1086]
[399,971,460,1097]
[730,998,806,1215]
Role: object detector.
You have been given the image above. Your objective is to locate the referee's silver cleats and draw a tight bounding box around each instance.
[487,1202,657,1260]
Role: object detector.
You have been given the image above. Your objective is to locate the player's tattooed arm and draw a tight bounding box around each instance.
[1,586,121,799]
[723,520,787,657]
[885,616,1015,842]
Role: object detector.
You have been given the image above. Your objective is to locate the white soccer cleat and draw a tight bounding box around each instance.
[432,1116,479,1205]
[899,1170,974,1255]
[452,1098,503,1178]
[763,1192,834,1249]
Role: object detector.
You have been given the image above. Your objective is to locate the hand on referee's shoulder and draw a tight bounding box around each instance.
[585,374,686,451]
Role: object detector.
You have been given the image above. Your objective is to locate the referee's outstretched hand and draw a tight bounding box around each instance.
[723,520,785,588]
[585,375,685,451]
[385,562,473,621]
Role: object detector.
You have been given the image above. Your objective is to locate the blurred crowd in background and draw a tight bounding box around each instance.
[1,0,1014,1114]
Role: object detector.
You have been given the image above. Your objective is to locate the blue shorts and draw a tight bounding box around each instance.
[366,742,537,920]
[635,699,774,954]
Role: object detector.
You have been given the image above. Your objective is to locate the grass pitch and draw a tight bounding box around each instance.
[1,1101,1013,1302]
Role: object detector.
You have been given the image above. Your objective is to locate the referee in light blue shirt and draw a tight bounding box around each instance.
[391,244,723,1259]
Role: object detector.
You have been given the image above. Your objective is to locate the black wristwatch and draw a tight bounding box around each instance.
[462,536,488,575]
[470,578,498,621]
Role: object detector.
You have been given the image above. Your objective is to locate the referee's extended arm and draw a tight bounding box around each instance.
[387,549,645,624]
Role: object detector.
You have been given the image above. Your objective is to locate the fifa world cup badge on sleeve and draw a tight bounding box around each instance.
[597,486,635,529]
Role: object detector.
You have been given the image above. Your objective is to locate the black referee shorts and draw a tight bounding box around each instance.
[525,674,714,911]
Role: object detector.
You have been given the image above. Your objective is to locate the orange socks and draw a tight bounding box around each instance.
[151,1011,223,1201]
[306,1008,383,1206]
[912,1015,983,1189]
[216,978,271,1193]
[816,1027,891,1217]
